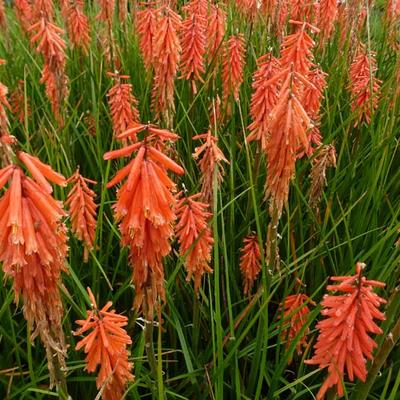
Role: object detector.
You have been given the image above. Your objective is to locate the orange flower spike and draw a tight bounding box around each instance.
[239,234,262,295]
[107,72,140,138]
[104,123,184,318]
[180,0,207,93]
[192,130,229,204]
[386,0,400,23]
[175,192,213,292]
[279,292,315,358]
[349,44,381,126]
[74,288,134,400]
[265,71,312,216]
[136,5,159,71]
[247,54,281,150]
[206,4,226,69]
[0,154,68,386]
[305,263,386,400]
[151,6,182,122]
[66,0,91,54]
[318,0,338,43]
[97,0,115,26]
[0,0,7,29]
[29,19,67,68]
[18,151,67,189]
[31,0,54,20]
[66,171,97,262]
[301,67,328,153]
[234,0,257,20]
[222,33,246,107]
[280,21,317,74]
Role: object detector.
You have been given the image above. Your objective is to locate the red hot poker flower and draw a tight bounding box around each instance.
[0,0,7,29]
[305,262,386,400]
[136,5,159,71]
[151,6,181,125]
[349,44,381,126]
[206,4,226,71]
[192,129,229,204]
[66,170,97,262]
[107,72,140,138]
[318,0,338,43]
[74,288,134,400]
[65,0,91,54]
[279,292,315,359]
[104,123,184,319]
[0,151,68,387]
[239,234,262,295]
[222,33,246,108]
[247,53,281,151]
[264,70,313,216]
[180,0,207,93]
[13,0,32,32]
[175,192,213,292]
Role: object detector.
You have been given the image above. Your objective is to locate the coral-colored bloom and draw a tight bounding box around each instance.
[29,16,69,124]
[107,72,140,138]
[192,130,228,204]
[13,0,32,31]
[66,0,91,54]
[280,292,315,358]
[305,263,386,400]
[104,123,184,319]
[180,0,207,93]
[280,21,317,75]
[66,170,97,262]
[0,0,7,29]
[151,6,181,125]
[136,5,159,71]
[235,0,258,20]
[206,4,226,70]
[247,53,281,150]
[301,67,327,153]
[264,22,319,216]
[239,234,262,295]
[0,152,68,386]
[349,44,381,126]
[265,70,313,216]
[175,192,213,292]
[74,288,134,400]
[318,0,338,43]
[29,18,67,70]
[222,34,246,107]
[31,0,54,20]
[97,0,115,26]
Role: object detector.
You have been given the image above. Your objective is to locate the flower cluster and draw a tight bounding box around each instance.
[306,263,386,399]
[175,192,213,292]
[74,287,134,400]
[104,122,184,319]
[0,151,68,386]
